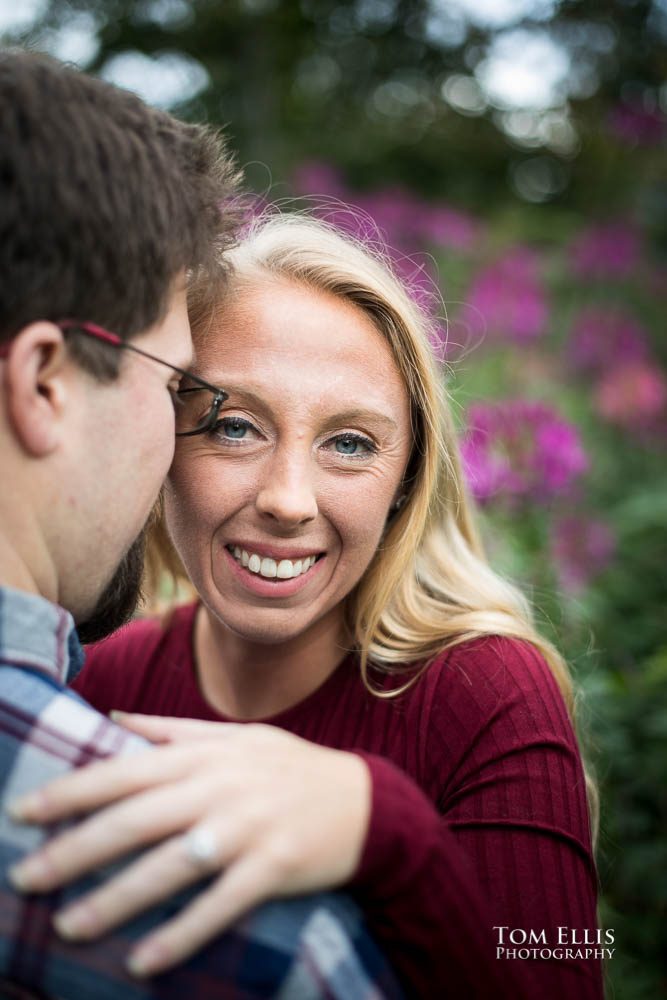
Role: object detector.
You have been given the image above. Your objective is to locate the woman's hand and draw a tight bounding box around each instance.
[6,714,371,977]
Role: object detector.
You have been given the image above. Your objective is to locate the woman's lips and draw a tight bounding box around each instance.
[226,544,319,580]
[222,544,325,598]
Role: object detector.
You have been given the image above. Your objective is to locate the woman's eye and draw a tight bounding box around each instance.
[212,416,257,441]
[329,433,377,458]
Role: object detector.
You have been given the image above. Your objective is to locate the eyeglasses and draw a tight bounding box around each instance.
[53,321,227,437]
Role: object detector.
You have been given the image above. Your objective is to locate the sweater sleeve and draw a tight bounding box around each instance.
[350,638,603,1000]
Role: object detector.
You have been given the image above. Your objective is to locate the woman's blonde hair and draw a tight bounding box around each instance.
[148,210,597,838]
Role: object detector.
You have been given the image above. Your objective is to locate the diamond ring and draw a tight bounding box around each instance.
[182,826,218,869]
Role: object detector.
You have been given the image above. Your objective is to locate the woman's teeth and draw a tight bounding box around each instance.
[228,546,318,580]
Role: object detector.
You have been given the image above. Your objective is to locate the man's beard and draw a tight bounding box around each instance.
[76,530,147,645]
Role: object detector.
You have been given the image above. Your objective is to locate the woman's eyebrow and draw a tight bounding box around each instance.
[321,409,398,432]
[196,383,268,410]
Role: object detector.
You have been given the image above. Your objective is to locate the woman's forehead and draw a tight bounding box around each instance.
[193,278,408,393]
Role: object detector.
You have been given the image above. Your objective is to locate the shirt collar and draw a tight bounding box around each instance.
[0,585,84,684]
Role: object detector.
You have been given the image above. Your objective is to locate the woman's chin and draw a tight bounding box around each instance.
[206,606,319,647]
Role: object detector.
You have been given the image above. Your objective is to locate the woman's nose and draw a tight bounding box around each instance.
[255,452,318,527]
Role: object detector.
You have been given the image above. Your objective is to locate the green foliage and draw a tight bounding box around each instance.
[591,648,667,998]
[4,0,666,215]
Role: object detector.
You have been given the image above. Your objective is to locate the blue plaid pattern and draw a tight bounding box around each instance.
[0,586,402,1000]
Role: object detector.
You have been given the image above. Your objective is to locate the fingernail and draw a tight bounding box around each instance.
[109,710,127,723]
[6,792,43,822]
[127,939,171,978]
[53,902,97,940]
[7,853,52,891]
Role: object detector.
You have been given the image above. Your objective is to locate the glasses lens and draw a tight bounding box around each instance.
[174,388,209,435]
[174,385,223,436]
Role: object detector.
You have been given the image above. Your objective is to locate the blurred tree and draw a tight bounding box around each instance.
[3,0,665,221]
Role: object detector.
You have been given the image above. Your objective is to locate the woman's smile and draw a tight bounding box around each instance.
[222,542,327,598]
[226,543,322,579]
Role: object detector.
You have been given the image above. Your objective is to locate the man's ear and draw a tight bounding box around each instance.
[2,323,73,456]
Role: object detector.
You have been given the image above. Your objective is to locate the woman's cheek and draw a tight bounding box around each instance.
[332,500,391,572]
[167,458,222,519]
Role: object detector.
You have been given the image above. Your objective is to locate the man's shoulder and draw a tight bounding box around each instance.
[0,665,145,768]
[0,669,145,873]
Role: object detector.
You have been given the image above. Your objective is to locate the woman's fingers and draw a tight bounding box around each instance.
[7,739,215,823]
[126,852,277,978]
[53,835,199,941]
[111,712,241,744]
[8,771,219,892]
[9,722,249,824]
[52,821,244,942]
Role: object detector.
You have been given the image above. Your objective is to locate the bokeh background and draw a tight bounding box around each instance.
[2,1,665,995]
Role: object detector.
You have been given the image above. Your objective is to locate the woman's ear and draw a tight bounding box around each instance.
[390,492,407,514]
[2,323,72,456]
[385,492,407,525]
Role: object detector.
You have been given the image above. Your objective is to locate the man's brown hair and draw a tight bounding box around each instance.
[0,48,240,375]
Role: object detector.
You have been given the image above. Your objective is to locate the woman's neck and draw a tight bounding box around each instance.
[193,604,351,721]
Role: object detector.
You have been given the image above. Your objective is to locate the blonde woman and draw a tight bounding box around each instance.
[10,214,603,999]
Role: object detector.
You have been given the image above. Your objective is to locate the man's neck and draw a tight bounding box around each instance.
[0,529,54,602]
[0,542,39,595]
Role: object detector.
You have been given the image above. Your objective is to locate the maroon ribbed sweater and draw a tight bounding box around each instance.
[73,603,604,1000]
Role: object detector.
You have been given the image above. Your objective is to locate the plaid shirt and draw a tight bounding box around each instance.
[0,585,402,1000]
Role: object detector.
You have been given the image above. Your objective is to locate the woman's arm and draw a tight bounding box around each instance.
[348,638,603,1000]
[350,753,602,999]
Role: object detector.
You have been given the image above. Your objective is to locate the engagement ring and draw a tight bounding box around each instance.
[182,826,218,868]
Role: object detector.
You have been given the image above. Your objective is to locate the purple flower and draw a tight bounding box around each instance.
[292,163,483,256]
[461,400,588,505]
[551,516,616,592]
[314,204,383,242]
[291,161,347,199]
[593,361,667,430]
[416,205,482,252]
[353,187,424,246]
[465,248,549,344]
[353,188,484,255]
[570,222,642,280]
[567,305,649,374]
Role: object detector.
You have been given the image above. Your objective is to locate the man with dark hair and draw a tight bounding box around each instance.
[0,50,400,999]
[0,46,240,647]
